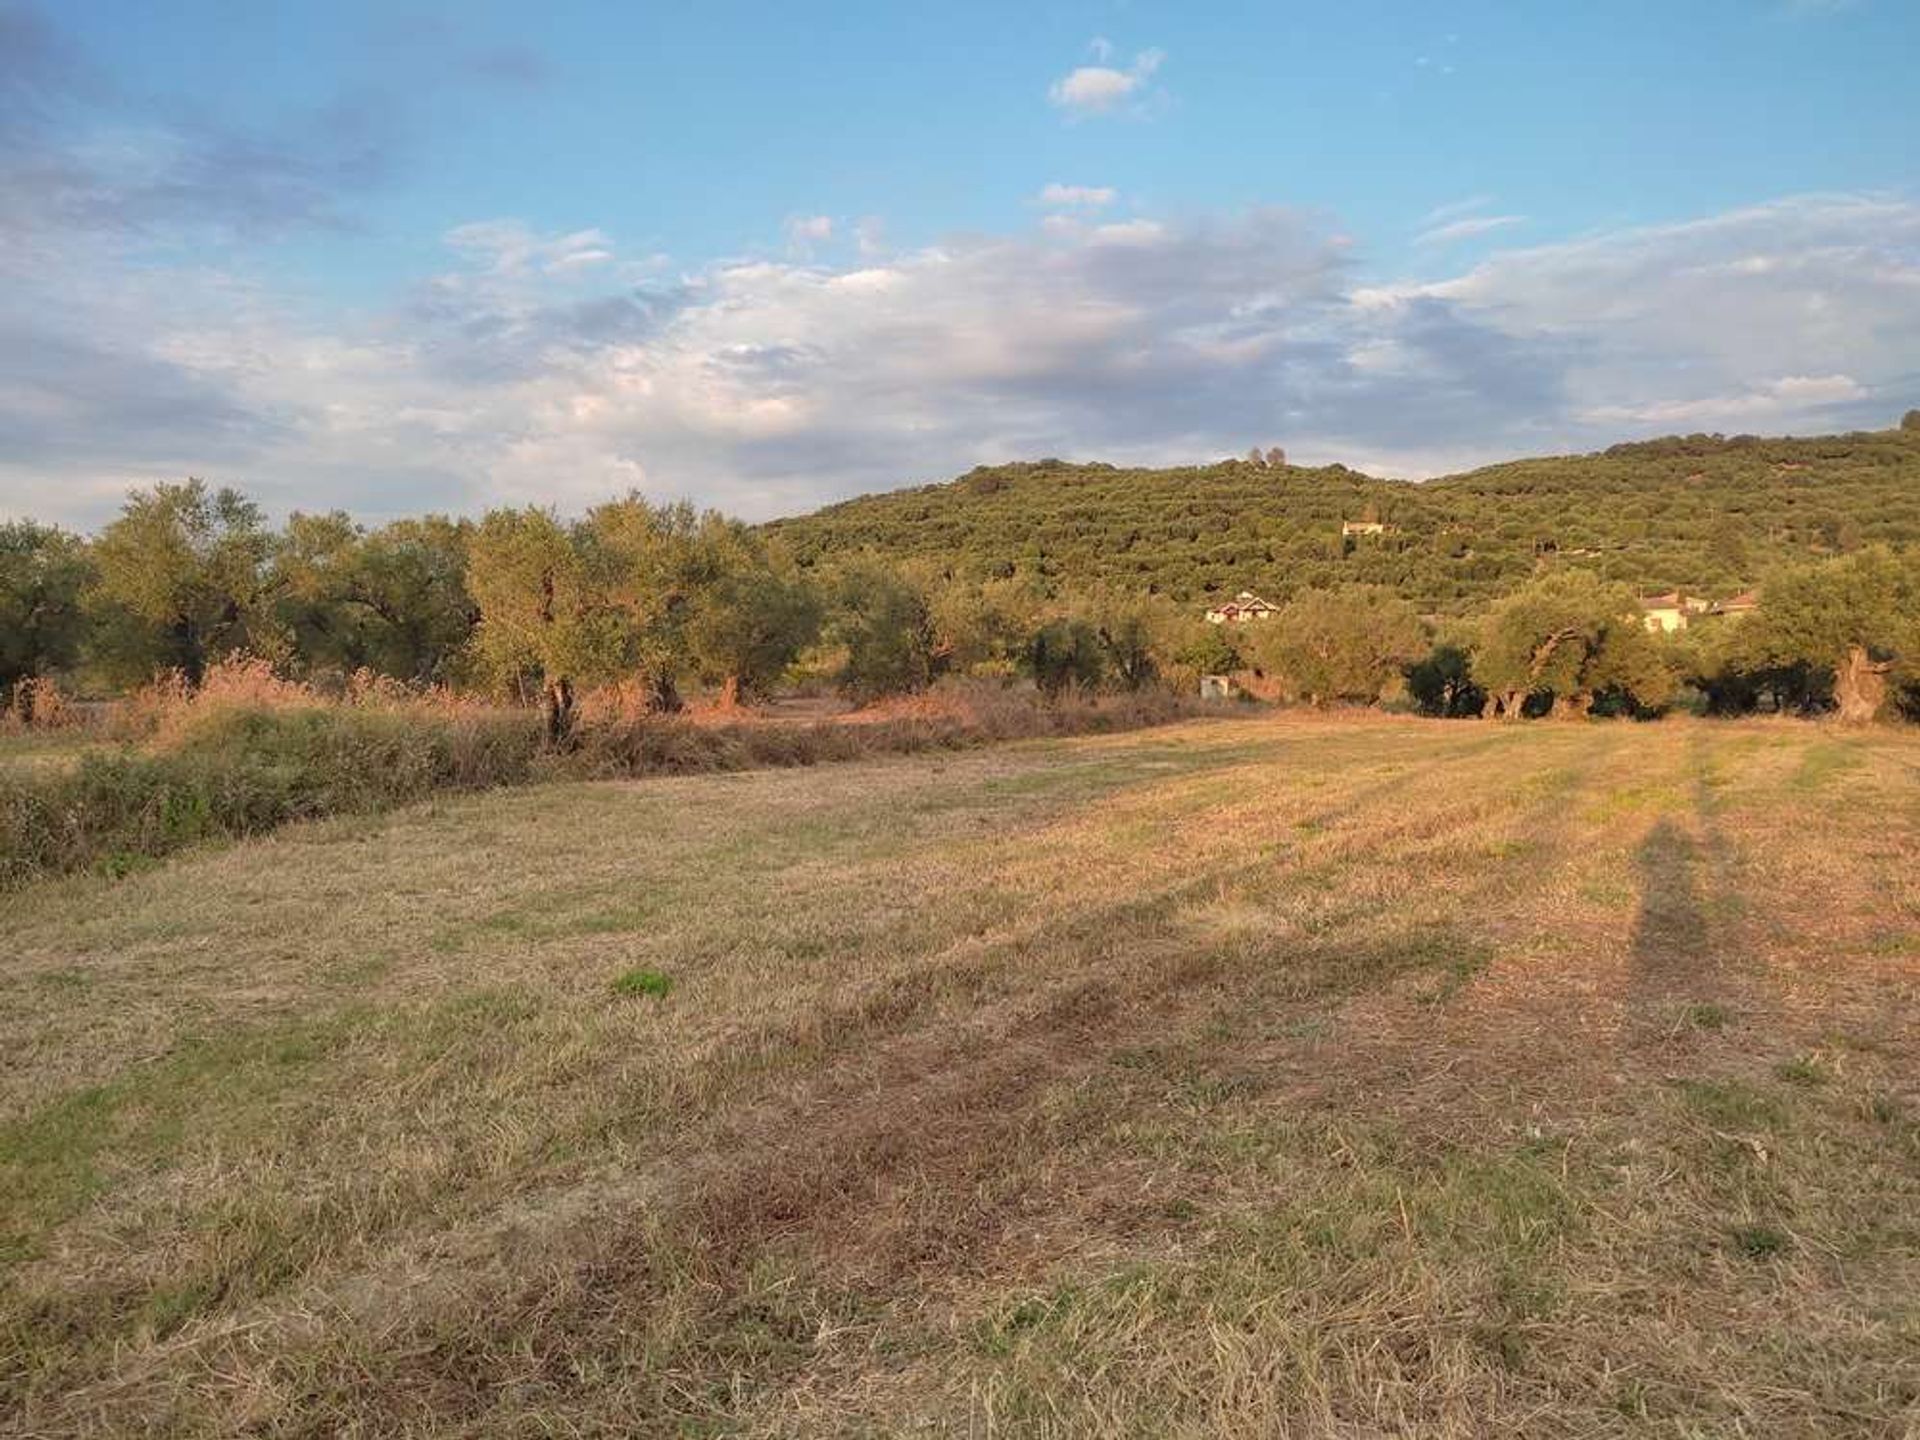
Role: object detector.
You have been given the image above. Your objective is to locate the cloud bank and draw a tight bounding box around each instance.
[5,180,1918,531]
[0,4,1914,530]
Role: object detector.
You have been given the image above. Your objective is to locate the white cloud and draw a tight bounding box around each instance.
[1038,183,1118,208]
[1417,213,1526,245]
[1048,48,1164,117]
[1421,195,1494,227]
[443,221,614,276]
[784,214,834,253]
[1581,374,1867,427]
[5,194,1918,527]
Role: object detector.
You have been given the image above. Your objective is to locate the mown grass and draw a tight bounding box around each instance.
[0,680,1198,888]
[2,714,1916,1436]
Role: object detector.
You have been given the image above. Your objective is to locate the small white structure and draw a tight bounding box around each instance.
[1640,591,1691,633]
[1342,520,1387,538]
[1200,674,1236,700]
[1204,591,1277,625]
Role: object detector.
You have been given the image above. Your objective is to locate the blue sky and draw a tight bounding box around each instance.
[3,0,1917,525]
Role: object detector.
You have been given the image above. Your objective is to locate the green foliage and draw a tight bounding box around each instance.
[926,572,1043,677]
[1729,1223,1789,1260]
[1025,618,1106,699]
[1405,642,1486,718]
[1751,546,1919,672]
[466,506,638,737]
[1175,624,1241,679]
[271,513,476,685]
[1079,589,1168,691]
[1749,547,1920,720]
[1474,571,1671,717]
[0,521,92,706]
[679,521,821,703]
[87,480,275,687]
[1244,585,1426,705]
[767,430,1920,614]
[824,557,940,700]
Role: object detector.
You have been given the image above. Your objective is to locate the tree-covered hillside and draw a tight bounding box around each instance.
[765,426,1920,615]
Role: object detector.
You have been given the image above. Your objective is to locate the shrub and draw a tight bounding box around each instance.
[0,671,1203,888]
[0,702,539,887]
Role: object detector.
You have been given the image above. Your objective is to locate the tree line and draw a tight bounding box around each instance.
[0,481,1230,741]
[4,478,1917,736]
[1231,557,1918,724]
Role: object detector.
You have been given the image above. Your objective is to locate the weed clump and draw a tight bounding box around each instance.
[612,968,673,1000]
[1729,1223,1790,1260]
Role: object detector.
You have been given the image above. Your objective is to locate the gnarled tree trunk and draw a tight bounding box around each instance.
[541,675,575,746]
[1554,690,1593,721]
[1833,645,1890,725]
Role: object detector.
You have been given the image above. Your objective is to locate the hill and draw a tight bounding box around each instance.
[766,427,1920,614]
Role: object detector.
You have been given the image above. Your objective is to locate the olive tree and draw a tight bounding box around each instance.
[1247,585,1425,706]
[87,480,275,687]
[0,521,92,718]
[680,519,821,706]
[467,507,634,743]
[1752,547,1919,723]
[1474,571,1667,719]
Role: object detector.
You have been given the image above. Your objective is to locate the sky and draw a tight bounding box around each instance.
[2,0,1917,529]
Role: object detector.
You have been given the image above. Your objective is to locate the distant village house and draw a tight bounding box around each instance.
[1342,520,1387,538]
[1204,591,1278,625]
[1710,590,1759,619]
[1640,591,1744,633]
[1639,592,1696,633]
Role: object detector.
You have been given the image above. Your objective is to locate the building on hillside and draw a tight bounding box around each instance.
[1709,590,1760,619]
[1204,591,1278,625]
[1199,674,1236,700]
[1342,520,1387,538]
[1639,591,1695,633]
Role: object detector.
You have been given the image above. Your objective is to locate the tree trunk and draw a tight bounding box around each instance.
[541,676,575,746]
[647,673,684,714]
[1555,690,1592,721]
[717,674,743,710]
[1833,645,1890,725]
[175,616,205,690]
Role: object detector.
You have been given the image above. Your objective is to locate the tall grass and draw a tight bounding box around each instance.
[0,664,1202,887]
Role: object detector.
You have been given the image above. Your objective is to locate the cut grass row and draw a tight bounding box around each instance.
[2,715,1915,1435]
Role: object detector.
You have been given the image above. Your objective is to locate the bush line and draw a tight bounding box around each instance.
[0,688,1195,889]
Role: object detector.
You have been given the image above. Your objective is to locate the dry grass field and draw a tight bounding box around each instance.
[3,713,1917,1437]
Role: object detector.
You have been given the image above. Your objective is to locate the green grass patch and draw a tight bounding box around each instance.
[1681,1001,1729,1031]
[613,967,674,1000]
[1791,741,1862,792]
[1674,1077,1784,1129]
[1729,1223,1790,1260]
[1775,1055,1829,1087]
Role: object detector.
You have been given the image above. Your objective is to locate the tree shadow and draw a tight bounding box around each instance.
[1628,817,1709,991]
